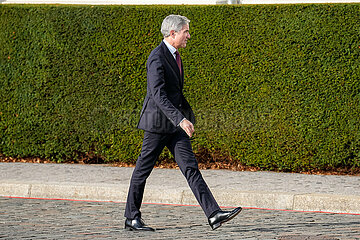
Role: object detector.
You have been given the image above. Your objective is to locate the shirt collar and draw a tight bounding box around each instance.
[163,39,177,58]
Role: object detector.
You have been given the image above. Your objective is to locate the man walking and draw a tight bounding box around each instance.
[124,14,241,231]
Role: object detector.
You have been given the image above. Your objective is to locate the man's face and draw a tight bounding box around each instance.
[173,24,190,49]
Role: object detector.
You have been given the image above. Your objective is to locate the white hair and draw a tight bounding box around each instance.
[161,15,190,38]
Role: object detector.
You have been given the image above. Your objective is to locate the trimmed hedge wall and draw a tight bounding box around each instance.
[1,4,359,171]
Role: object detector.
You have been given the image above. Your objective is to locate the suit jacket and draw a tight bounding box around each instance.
[137,41,195,133]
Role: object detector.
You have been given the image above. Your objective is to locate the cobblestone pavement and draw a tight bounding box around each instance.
[1,197,359,239]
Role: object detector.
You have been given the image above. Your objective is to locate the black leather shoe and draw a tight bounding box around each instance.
[208,207,242,230]
[125,216,155,231]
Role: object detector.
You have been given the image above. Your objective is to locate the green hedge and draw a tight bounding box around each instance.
[1,4,359,171]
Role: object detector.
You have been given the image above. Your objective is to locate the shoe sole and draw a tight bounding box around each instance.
[124,224,155,232]
[124,225,134,231]
[211,207,242,230]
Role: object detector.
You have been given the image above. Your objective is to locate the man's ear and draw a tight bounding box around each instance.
[170,30,176,39]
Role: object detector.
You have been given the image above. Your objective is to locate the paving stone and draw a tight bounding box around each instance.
[1,197,360,239]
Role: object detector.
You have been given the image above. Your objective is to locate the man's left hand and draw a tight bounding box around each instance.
[180,119,195,138]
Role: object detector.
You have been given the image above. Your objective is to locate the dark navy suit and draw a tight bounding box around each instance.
[124,41,220,219]
[137,41,195,133]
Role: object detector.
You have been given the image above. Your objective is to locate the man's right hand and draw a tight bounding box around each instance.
[179,119,194,138]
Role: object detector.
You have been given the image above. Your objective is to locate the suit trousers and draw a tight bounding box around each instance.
[124,130,221,219]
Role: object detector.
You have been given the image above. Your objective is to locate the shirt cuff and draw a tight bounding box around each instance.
[178,118,187,126]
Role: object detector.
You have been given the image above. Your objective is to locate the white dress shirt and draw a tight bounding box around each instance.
[163,39,177,60]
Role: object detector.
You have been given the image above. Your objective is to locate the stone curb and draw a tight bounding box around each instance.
[1,181,359,214]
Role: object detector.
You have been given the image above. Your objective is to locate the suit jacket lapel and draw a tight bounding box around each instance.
[161,42,182,89]
[180,61,184,89]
